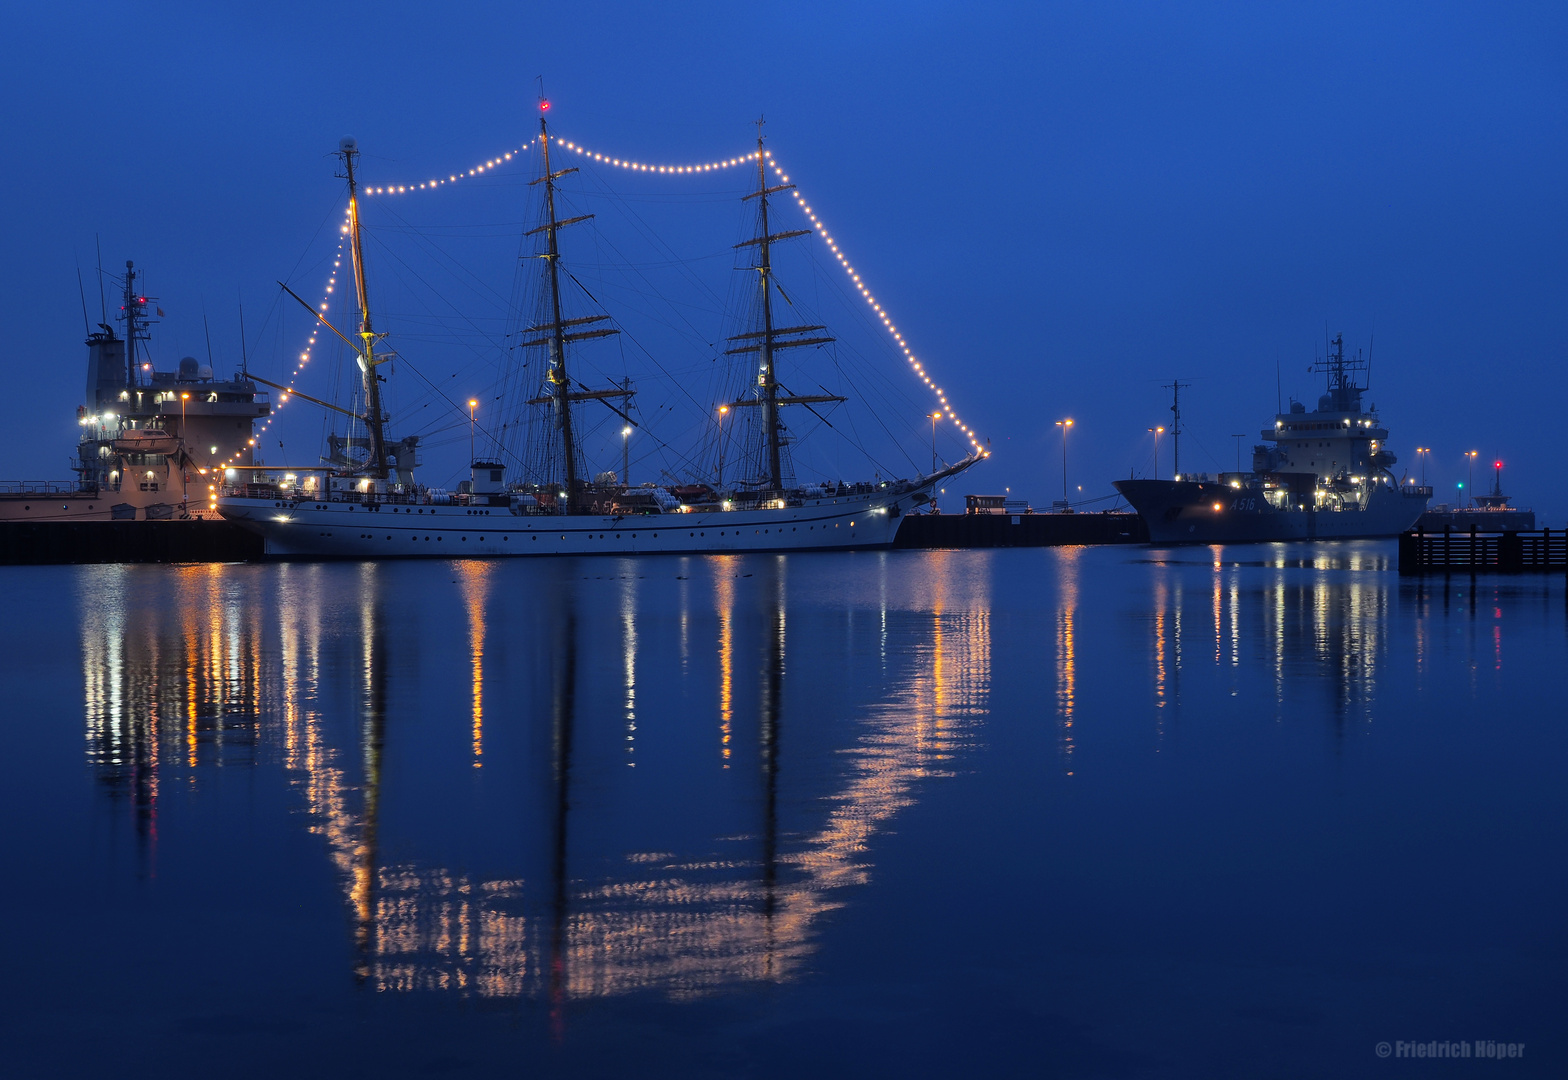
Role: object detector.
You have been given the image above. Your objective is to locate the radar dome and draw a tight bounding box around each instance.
[339,135,357,153]
[178,357,200,380]
[198,364,213,381]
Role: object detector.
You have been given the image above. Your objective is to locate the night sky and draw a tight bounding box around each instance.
[3,2,1564,519]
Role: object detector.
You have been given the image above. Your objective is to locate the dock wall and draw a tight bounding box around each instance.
[0,520,264,565]
[894,512,1147,549]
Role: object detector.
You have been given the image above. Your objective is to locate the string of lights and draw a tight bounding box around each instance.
[211,208,350,491]
[551,135,761,174]
[362,138,537,197]
[764,150,987,458]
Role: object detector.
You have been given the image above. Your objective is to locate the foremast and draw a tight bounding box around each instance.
[337,138,390,480]
[726,125,840,495]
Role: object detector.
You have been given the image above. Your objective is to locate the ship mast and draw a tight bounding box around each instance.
[539,111,581,507]
[754,134,784,492]
[518,104,624,514]
[338,138,390,480]
[726,123,838,495]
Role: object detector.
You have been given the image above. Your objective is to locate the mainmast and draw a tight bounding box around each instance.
[518,103,622,514]
[726,124,838,495]
[337,137,390,480]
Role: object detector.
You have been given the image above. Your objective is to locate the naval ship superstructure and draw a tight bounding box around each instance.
[1115,335,1431,544]
[217,115,978,557]
[0,260,271,522]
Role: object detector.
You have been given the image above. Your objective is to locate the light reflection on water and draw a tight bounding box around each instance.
[55,541,1567,1069]
[78,553,993,1001]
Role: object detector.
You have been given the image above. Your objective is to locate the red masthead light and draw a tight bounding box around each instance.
[1495,461,1503,469]
[540,99,550,112]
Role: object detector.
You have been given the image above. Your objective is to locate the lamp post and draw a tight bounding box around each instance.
[1147,426,1164,480]
[716,405,730,489]
[180,392,190,510]
[621,425,633,488]
[1055,418,1073,506]
[1465,450,1478,506]
[1415,447,1429,486]
[468,399,478,464]
[929,412,942,475]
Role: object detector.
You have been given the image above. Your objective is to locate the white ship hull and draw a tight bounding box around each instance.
[218,484,933,558]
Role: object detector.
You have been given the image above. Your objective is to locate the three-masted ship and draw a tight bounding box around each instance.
[217,112,979,556]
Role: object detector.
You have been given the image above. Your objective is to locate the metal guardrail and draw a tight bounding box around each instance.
[0,481,98,495]
[1398,527,1568,574]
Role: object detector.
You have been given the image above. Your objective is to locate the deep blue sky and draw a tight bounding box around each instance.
[3,2,1564,517]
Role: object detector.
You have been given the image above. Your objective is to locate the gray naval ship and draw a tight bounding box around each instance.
[1115,335,1432,544]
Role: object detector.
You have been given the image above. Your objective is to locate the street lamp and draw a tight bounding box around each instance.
[1415,447,1429,486]
[929,412,942,475]
[180,392,190,510]
[468,399,478,464]
[1147,426,1164,480]
[1465,450,1478,506]
[716,405,731,489]
[622,424,633,487]
[1055,418,1073,506]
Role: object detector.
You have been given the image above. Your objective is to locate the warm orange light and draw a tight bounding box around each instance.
[1212,502,1223,511]
[468,399,478,409]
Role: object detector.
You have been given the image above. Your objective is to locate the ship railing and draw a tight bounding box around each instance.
[0,480,99,495]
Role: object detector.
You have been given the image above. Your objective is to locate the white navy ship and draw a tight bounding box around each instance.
[219,113,980,557]
[1115,335,1431,544]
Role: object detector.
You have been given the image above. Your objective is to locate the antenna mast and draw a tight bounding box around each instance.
[337,137,390,480]
[1163,378,1191,477]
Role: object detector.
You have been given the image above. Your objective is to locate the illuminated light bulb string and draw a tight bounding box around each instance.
[764,152,985,457]
[362,138,538,197]
[537,134,985,456]
[213,208,350,483]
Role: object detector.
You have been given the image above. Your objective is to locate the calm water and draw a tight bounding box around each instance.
[2,544,1564,1078]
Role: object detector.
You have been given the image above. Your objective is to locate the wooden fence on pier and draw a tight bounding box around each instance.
[1398,527,1568,575]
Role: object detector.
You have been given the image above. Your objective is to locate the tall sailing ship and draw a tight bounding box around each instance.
[218,111,979,556]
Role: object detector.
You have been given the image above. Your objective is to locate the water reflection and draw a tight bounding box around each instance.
[78,555,992,1003]
[1143,553,1394,726]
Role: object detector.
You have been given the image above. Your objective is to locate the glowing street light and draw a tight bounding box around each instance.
[1415,447,1430,486]
[1465,450,1479,507]
[929,412,942,475]
[1055,418,1073,506]
[1147,426,1164,480]
[715,404,731,489]
[622,424,633,487]
[468,399,478,464]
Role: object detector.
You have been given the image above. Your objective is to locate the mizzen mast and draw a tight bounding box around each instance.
[337,137,390,480]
